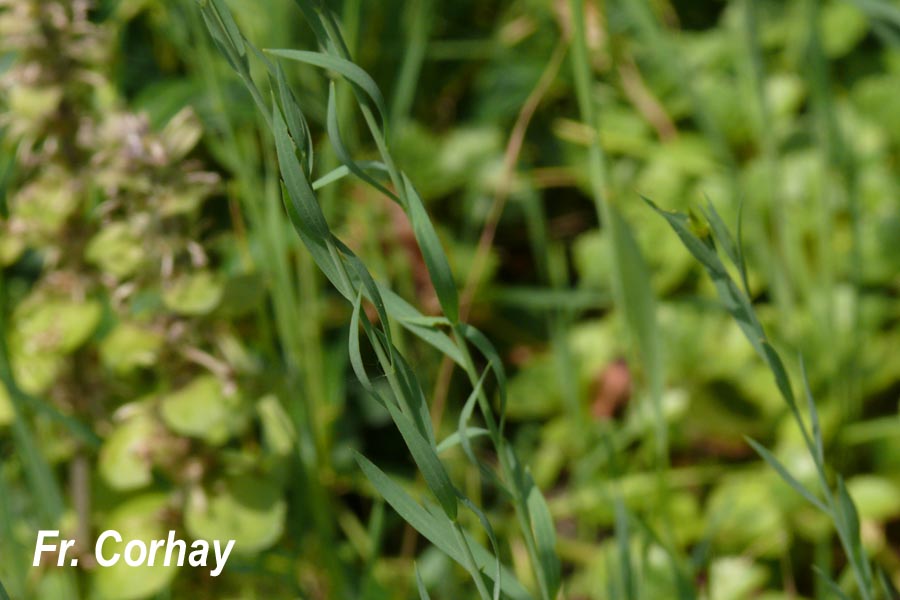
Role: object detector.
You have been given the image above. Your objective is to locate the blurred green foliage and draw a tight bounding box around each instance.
[1,0,900,598]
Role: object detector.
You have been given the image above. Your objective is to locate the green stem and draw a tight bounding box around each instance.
[450,326,552,600]
[453,522,493,600]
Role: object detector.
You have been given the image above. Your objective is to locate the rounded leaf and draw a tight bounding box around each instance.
[14,299,102,355]
[160,375,246,445]
[162,272,223,315]
[99,414,161,491]
[100,323,164,374]
[91,494,178,600]
[12,350,62,395]
[184,473,286,554]
[86,223,145,279]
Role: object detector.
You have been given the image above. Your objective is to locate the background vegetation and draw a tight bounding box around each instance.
[1,0,900,598]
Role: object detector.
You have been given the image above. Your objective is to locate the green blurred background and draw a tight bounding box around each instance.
[1,0,900,597]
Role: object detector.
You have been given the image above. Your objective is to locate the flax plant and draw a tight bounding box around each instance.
[197,1,562,598]
[648,198,894,600]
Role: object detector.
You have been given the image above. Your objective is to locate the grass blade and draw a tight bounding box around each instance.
[457,324,507,429]
[814,567,853,600]
[402,174,460,323]
[354,453,531,600]
[326,83,398,201]
[458,367,489,469]
[607,206,666,461]
[745,437,827,512]
[878,567,900,599]
[379,285,465,366]
[383,400,458,520]
[527,473,562,598]
[645,197,765,359]
[800,356,825,465]
[415,565,432,600]
[272,105,331,240]
[614,496,636,600]
[460,496,503,600]
[436,428,490,454]
[266,49,387,122]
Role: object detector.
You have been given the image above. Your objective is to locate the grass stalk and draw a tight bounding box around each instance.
[803,0,864,430]
[742,0,797,323]
[198,1,561,597]
[391,0,435,126]
[567,0,667,468]
[648,198,877,599]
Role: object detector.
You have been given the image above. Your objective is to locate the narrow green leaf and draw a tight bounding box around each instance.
[645,197,766,359]
[701,198,740,271]
[278,183,352,301]
[326,83,398,201]
[379,285,464,366]
[383,401,457,519]
[349,290,376,394]
[199,7,240,72]
[290,0,330,48]
[460,496,502,600]
[760,342,798,412]
[415,565,432,600]
[272,105,331,240]
[391,349,436,445]
[458,367,489,468]
[333,238,393,355]
[209,0,245,57]
[436,428,490,454]
[458,324,507,428]
[528,472,562,598]
[403,174,459,322]
[745,437,827,512]
[311,161,388,190]
[606,205,665,461]
[800,356,825,465]
[813,567,853,600]
[356,452,455,550]
[310,0,354,59]
[312,164,351,190]
[734,194,751,297]
[877,567,900,599]
[613,496,635,600]
[836,477,863,558]
[267,49,387,123]
[401,316,452,328]
[354,454,531,600]
[275,63,314,173]
[760,342,817,456]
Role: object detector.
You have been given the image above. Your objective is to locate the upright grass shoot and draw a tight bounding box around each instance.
[647,197,882,599]
[566,0,666,469]
[198,0,561,597]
